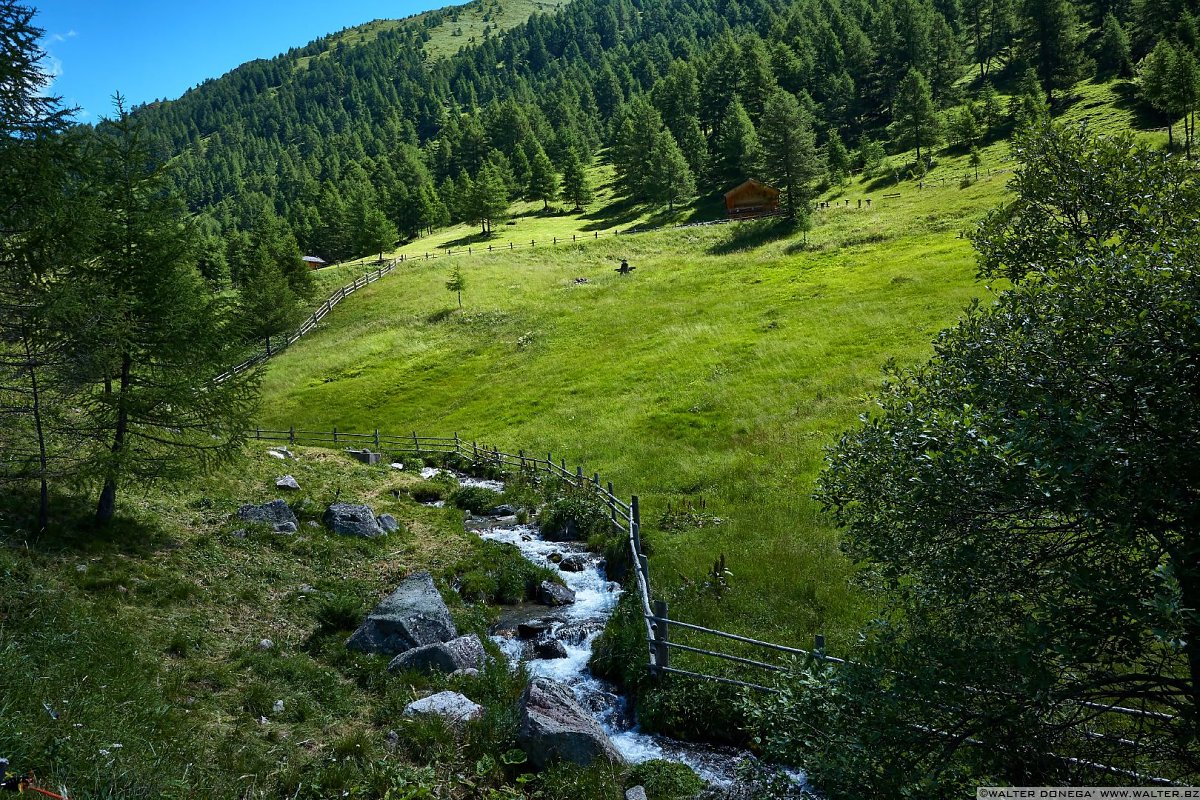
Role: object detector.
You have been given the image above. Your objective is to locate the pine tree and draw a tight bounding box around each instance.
[978,81,1004,137]
[527,146,559,209]
[648,130,696,211]
[561,149,594,210]
[77,101,259,524]
[1140,40,1178,148]
[611,96,665,201]
[760,88,820,221]
[948,104,982,149]
[0,0,83,532]
[1009,67,1050,130]
[676,115,708,184]
[712,99,764,187]
[890,69,942,164]
[1169,47,1200,158]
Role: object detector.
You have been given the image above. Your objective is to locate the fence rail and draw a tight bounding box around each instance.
[248,425,1189,785]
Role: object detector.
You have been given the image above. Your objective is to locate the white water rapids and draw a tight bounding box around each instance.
[430,468,809,790]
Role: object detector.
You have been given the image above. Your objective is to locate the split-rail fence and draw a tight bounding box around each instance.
[247,425,1187,786]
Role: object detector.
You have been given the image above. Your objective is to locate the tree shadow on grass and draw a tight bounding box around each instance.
[578,194,646,231]
[706,217,802,255]
[0,486,173,557]
[431,230,497,249]
[1109,79,1168,131]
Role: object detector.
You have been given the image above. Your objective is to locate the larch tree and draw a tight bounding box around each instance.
[0,0,86,532]
[760,88,820,221]
[711,99,764,187]
[72,101,260,525]
[890,68,942,164]
[561,148,594,210]
[527,146,559,209]
[648,129,696,211]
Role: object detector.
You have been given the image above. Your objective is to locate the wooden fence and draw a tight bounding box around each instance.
[247,425,1188,785]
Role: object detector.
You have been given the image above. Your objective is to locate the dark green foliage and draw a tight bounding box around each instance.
[648,129,696,211]
[626,761,705,800]
[446,264,467,308]
[561,148,594,210]
[777,124,1200,795]
[447,485,503,513]
[889,69,941,163]
[760,88,820,221]
[527,145,560,209]
[1097,12,1133,76]
[711,99,764,187]
[453,538,562,604]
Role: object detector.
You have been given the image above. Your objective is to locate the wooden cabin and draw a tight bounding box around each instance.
[302,255,327,270]
[723,179,781,218]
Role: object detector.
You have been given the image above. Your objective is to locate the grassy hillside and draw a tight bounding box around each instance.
[262,147,997,654]
[0,443,592,798]
[267,78,1168,656]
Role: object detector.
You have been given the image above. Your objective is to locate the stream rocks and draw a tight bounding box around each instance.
[389,633,487,674]
[323,502,389,537]
[403,691,483,723]
[538,581,576,606]
[238,499,298,532]
[533,638,568,659]
[518,677,624,768]
[346,572,456,655]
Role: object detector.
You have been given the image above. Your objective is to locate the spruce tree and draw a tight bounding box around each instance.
[1140,40,1178,148]
[890,69,942,164]
[445,264,466,309]
[611,96,665,201]
[1009,67,1050,130]
[826,135,852,185]
[1097,12,1133,77]
[1021,0,1090,101]
[760,88,820,221]
[468,163,509,235]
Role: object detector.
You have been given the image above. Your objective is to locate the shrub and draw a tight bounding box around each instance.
[626,760,706,800]
[448,485,503,514]
[407,480,447,502]
[539,488,611,542]
[314,592,366,632]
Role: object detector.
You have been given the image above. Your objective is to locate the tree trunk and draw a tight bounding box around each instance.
[96,354,131,525]
[22,334,50,534]
[1176,561,1200,718]
[457,289,462,308]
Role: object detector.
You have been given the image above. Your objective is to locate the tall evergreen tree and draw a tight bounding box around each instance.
[467,163,509,235]
[611,96,665,201]
[890,69,942,164]
[648,129,696,211]
[1021,0,1091,100]
[826,135,852,185]
[760,88,820,221]
[77,102,259,524]
[561,149,594,210]
[527,146,559,209]
[711,99,764,187]
[1097,12,1133,77]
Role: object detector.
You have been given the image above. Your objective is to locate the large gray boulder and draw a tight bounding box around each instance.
[377,514,400,533]
[538,581,576,606]
[324,502,386,537]
[345,572,456,655]
[238,499,298,532]
[388,633,486,674]
[517,677,624,768]
[403,691,483,723]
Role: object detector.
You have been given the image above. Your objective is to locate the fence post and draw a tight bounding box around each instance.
[510,241,513,250]
[412,430,420,453]
[256,427,261,440]
[594,231,598,239]
[631,495,642,555]
[653,600,670,673]
[289,426,295,445]
[374,429,380,450]
[553,236,557,245]
[547,451,553,474]
[814,634,826,662]
[474,441,480,460]
[608,482,616,523]
[454,431,461,453]
[519,449,526,470]
[573,234,576,242]
[265,336,272,356]
[593,472,600,488]
[576,465,583,484]
[333,427,338,444]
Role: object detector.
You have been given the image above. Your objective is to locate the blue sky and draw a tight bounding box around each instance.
[30,1,437,121]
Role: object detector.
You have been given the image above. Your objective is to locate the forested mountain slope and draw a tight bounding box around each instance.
[130,0,1195,310]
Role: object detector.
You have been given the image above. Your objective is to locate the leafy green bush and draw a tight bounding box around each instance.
[407,480,448,502]
[539,488,611,542]
[453,539,561,604]
[448,485,503,514]
[626,760,705,800]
